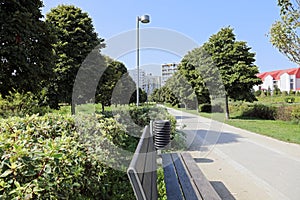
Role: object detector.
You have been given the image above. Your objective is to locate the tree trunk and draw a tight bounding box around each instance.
[101,103,105,112]
[225,95,230,119]
[71,102,75,115]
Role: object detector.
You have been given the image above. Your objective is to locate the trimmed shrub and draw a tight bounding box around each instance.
[291,106,300,124]
[275,105,293,121]
[241,104,277,120]
[289,90,296,96]
[199,104,211,113]
[284,97,295,103]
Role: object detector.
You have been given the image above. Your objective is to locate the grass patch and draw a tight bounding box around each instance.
[226,119,300,144]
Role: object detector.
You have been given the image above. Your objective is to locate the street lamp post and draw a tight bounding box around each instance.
[136,15,150,106]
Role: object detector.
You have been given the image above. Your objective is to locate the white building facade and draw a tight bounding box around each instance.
[161,63,178,86]
[255,68,300,92]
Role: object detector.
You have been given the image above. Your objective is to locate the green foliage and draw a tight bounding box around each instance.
[284,97,295,103]
[273,86,281,96]
[199,104,212,113]
[282,91,289,96]
[110,106,177,139]
[180,27,262,119]
[95,60,129,110]
[200,103,224,113]
[46,5,103,107]
[254,90,262,97]
[157,167,167,200]
[178,47,215,105]
[150,87,179,106]
[164,72,198,109]
[129,88,148,105]
[269,0,300,64]
[241,104,277,120]
[0,91,50,118]
[0,113,135,199]
[291,106,300,123]
[275,105,294,121]
[203,27,262,102]
[0,0,55,97]
[289,90,296,96]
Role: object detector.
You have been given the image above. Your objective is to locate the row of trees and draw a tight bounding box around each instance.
[152,0,300,119]
[151,27,262,119]
[1,1,146,113]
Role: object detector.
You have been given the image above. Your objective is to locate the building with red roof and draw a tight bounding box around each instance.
[254,67,300,92]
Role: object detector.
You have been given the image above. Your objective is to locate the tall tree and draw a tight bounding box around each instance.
[165,72,197,109]
[178,47,217,107]
[45,5,103,109]
[111,72,136,106]
[96,60,128,111]
[0,0,55,96]
[269,0,300,64]
[202,27,262,119]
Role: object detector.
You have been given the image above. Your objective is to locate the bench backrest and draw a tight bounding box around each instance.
[127,125,158,200]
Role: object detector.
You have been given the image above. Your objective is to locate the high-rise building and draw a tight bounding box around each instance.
[128,68,146,90]
[144,73,161,95]
[161,63,178,86]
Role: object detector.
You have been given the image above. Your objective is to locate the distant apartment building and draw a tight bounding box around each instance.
[143,74,161,95]
[161,63,178,86]
[128,68,146,90]
[254,67,300,92]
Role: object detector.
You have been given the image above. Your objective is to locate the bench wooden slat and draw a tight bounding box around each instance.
[162,154,184,200]
[171,153,202,200]
[180,153,221,200]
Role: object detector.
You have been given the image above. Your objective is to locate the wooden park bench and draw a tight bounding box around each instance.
[127,123,221,200]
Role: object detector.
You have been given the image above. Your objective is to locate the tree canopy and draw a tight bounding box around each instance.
[180,27,261,119]
[269,0,300,64]
[0,0,55,96]
[45,5,104,108]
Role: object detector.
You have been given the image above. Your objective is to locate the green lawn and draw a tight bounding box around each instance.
[226,119,300,144]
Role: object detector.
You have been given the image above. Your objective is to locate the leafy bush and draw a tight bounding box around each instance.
[284,97,295,103]
[291,106,300,124]
[199,104,211,113]
[157,167,167,200]
[254,90,262,97]
[275,105,294,121]
[0,114,134,199]
[0,91,50,118]
[241,104,277,120]
[282,91,288,96]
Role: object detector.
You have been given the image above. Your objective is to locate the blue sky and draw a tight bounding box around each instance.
[41,0,297,76]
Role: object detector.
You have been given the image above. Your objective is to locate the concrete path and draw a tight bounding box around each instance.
[166,107,300,200]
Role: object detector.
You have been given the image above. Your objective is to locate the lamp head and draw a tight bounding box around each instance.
[139,15,150,23]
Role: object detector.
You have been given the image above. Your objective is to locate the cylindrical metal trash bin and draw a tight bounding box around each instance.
[153,120,171,150]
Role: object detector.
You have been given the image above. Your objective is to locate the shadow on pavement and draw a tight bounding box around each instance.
[210,181,236,200]
[193,158,214,163]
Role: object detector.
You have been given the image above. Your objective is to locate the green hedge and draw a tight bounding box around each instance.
[0,114,134,199]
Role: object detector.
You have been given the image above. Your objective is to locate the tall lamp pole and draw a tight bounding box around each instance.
[136,14,150,106]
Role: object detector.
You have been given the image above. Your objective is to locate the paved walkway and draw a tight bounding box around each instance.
[166,107,300,200]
